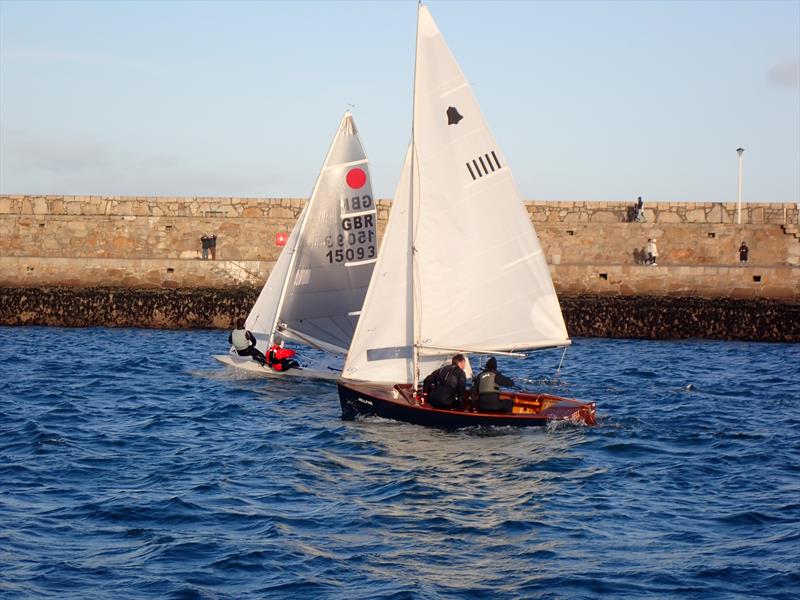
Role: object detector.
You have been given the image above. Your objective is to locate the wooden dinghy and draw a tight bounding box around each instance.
[336,5,598,429]
[339,381,596,429]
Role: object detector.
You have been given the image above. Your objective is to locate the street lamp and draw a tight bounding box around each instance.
[736,148,745,224]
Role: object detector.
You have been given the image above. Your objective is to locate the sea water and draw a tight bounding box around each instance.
[1,326,798,599]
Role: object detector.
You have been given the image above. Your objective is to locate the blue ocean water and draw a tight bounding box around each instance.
[0,326,798,600]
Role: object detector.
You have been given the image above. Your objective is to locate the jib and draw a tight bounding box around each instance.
[342,214,374,231]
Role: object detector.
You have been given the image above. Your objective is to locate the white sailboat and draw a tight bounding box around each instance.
[215,111,378,380]
[337,5,595,426]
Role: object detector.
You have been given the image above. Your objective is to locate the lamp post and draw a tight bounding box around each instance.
[736,148,744,224]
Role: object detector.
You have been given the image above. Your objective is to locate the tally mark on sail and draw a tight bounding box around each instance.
[466,150,502,181]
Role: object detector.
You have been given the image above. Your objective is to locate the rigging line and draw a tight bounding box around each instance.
[555,345,568,378]
[410,2,422,392]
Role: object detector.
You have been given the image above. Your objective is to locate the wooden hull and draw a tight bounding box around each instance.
[338,381,596,429]
[212,354,339,381]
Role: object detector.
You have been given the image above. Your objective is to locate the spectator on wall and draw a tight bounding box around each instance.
[739,241,749,263]
[646,238,658,265]
[209,234,217,260]
[200,234,210,260]
[634,196,645,222]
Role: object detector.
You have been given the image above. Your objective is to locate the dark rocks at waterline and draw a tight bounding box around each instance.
[0,287,798,342]
[559,295,800,342]
[0,287,260,330]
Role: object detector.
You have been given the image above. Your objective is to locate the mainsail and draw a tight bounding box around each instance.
[343,5,569,384]
[246,112,377,355]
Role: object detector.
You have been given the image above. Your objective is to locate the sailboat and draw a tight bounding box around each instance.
[337,5,596,426]
[214,112,378,380]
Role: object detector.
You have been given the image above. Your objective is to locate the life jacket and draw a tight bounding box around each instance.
[231,328,250,351]
[268,345,296,371]
[273,347,296,360]
[477,371,500,395]
[436,365,460,390]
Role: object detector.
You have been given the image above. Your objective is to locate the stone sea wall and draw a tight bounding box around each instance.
[2,195,798,341]
[1,287,797,342]
[2,195,798,266]
[2,257,798,300]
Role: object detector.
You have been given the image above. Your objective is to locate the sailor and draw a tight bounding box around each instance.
[425,354,468,410]
[474,357,515,413]
[267,338,300,372]
[228,317,267,365]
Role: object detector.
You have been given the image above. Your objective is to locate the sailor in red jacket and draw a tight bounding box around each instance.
[267,339,301,372]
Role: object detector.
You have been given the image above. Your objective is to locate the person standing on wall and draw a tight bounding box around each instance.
[739,241,749,264]
[200,234,210,260]
[646,238,659,265]
[634,196,645,222]
[209,234,217,260]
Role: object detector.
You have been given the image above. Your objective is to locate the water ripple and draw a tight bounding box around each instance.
[1,327,798,599]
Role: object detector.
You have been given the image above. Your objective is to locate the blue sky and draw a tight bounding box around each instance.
[1,0,798,202]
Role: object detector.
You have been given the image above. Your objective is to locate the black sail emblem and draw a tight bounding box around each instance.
[446,106,463,125]
[466,150,503,181]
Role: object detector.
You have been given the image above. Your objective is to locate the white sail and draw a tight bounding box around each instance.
[246,112,377,355]
[343,5,568,384]
[246,203,307,341]
[343,146,417,382]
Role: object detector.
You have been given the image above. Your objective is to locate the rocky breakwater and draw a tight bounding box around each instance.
[2,287,797,342]
[0,287,258,330]
[559,295,800,343]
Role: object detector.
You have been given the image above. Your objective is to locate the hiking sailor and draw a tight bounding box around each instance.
[228,317,267,365]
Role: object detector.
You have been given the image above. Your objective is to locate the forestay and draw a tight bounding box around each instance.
[343,6,569,384]
[246,112,377,355]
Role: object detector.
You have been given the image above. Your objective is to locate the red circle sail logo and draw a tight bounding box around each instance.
[346,167,367,189]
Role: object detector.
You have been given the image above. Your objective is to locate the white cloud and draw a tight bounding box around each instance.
[767,60,800,87]
[0,129,289,196]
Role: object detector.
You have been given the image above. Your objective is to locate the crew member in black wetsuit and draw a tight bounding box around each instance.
[424,354,468,410]
[474,357,515,413]
[228,317,267,365]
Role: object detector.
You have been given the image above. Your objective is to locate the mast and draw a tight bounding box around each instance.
[411,2,422,391]
[267,112,349,349]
